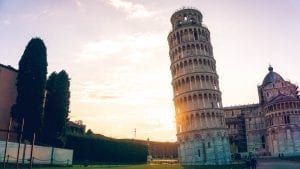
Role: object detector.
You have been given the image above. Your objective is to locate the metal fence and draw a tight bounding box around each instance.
[0,118,73,169]
[0,141,73,166]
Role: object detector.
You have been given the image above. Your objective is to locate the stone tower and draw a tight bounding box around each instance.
[167,8,231,165]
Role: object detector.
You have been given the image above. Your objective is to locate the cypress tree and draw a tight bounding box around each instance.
[43,70,70,147]
[12,38,48,142]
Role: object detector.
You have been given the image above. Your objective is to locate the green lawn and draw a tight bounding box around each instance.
[32,164,245,169]
[34,165,182,169]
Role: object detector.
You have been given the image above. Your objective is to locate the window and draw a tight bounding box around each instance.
[261,136,265,149]
[207,142,211,148]
[198,149,201,157]
[194,32,198,40]
[284,115,290,124]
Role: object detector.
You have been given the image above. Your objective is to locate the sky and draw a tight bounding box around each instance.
[1,0,300,142]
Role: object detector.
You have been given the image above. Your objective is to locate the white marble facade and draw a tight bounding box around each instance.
[262,66,300,156]
[168,8,231,165]
[224,66,300,157]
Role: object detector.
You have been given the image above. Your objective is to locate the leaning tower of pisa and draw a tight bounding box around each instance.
[168,8,231,165]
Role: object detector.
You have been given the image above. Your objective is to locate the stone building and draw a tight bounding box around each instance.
[0,64,17,141]
[66,120,86,135]
[168,8,231,165]
[224,66,300,157]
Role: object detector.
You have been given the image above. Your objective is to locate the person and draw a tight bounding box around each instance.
[245,159,251,169]
[251,157,257,169]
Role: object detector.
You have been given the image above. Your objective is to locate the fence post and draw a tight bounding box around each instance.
[16,118,24,169]
[6,155,9,164]
[29,133,35,169]
[3,118,12,169]
[22,143,27,165]
[50,147,54,165]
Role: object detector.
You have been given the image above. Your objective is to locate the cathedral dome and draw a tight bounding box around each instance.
[262,66,283,86]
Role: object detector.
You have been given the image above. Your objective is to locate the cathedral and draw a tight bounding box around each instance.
[224,66,300,157]
[168,8,300,166]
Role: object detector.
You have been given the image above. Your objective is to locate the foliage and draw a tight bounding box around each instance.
[86,129,93,135]
[65,135,148,163]
[43,70,70,147]
[11,37,48,142]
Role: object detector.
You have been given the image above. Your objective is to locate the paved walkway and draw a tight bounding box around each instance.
[256,160,300,169]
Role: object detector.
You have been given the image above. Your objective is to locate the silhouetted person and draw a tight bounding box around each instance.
[245,159,251,169]
[251,158,257,169]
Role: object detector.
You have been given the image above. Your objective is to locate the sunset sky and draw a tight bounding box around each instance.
[1,0,300,141]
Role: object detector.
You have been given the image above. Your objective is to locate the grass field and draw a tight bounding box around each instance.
[32,164,245,169]
[33,165,181,169]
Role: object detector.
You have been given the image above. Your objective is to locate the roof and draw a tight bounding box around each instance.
[265,93,298,106]
[223,103,260,110]
[0,63,18,72]
[262,66,283,86]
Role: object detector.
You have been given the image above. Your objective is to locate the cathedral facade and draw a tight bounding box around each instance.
[224,66,300,157]
[168,8,231,165]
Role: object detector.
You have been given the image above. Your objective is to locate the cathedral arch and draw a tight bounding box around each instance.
[196,75,200,82]
[189,59,192,66]
[184,60,188,67]
[205,75,209,81]
[200,43,204,50]
[194,28,198,40]
[201,75,205,81]
[193,59,198,65]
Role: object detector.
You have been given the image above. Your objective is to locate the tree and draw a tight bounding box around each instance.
[86,129,93,135]
[11,38,47,142]
[43,70,70,147]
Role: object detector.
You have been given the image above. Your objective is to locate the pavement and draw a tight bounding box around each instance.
[256,159,300,169]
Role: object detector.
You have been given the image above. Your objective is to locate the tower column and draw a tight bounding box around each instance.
[168,8,231,165]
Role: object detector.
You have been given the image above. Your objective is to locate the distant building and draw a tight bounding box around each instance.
[224,66,300,157]
[0,64,17,140]
[148,141,178,159]
[66,120,86,135]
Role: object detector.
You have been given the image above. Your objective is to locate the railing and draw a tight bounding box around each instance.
[0,118,73,169]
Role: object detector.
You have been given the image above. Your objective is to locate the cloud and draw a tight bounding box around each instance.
[74,0,83,8]
[105,0,156,19]
[77,31,167,62]
[99,95,119,99]
[2,20,10,25]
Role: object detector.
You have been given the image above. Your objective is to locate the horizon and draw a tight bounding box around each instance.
[1,0,300,142]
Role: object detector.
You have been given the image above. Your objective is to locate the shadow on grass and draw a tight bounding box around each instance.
[282,156,300,162]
